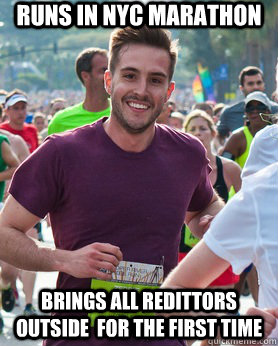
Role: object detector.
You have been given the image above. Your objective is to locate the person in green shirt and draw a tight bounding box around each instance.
[222,91,271,168]
[0,134,19,334]
[48,47,110,134]
[0,134,19,202]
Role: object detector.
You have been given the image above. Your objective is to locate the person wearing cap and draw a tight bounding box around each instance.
[0,89,39,317]
[217,66,278,140]
[162,124,278,340]
[0,89,38,153]
[220,90,272,308]
[221,91,272,168]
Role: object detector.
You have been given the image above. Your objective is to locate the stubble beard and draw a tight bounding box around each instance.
[111,97,164,134]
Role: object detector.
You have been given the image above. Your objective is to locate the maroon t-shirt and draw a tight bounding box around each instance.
[10,118,213,346]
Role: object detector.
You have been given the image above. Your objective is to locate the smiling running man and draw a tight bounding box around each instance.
[0,27,224,346]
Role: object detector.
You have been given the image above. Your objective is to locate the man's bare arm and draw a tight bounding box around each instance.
[0,141,20,182]
[185,191,224,239]
[162,240,229,289]
[222,131,244,159]
[0,196,123,279]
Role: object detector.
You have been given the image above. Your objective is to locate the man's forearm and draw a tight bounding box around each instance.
[0,167,18,182]
[0,225,59,272]
[187,195,224,239]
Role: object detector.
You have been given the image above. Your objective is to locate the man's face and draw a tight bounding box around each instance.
[50,101,66,116]
[245,100,270,126]
[104,44,174,134]
[240,74,265,96]
[6,101,27,127]
[169,117,183,130]
[34,117,45,132]
[87,53,108,93]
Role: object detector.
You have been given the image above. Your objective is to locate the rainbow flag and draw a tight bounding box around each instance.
[192,74,205,102]
[197,63,215,102]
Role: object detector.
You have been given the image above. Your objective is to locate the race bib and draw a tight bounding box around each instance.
[89,260,164,326]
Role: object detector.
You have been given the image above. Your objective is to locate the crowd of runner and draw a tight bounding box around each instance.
[0,27,277,345]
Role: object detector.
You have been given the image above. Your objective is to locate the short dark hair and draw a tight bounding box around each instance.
[75,47,108,85]
[5,88,27,104]
[109,26,178,81]
[239,66,263,86]
[192,102,213,117]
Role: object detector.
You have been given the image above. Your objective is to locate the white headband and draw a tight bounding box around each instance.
[5,94,27,109]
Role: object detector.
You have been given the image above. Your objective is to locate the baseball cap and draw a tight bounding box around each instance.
[242,124,278,178]
[5,93,27,109]
[245,91,271,110]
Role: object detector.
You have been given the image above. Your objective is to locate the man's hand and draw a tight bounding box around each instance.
[59,242,123,280]
[246,306,278,338]
[199,215,214,233]
[186,191,224,239]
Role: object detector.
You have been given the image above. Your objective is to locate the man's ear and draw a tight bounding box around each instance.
[104,70,112,95]
[81,71,89,84]
[166,82,175,101]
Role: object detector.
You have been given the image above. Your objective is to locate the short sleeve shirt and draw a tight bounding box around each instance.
[48,102,111,134]
[204,163,278,337]
[9,118,213,346]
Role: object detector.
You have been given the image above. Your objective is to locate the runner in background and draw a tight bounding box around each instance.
[162,124,278,340]
[48,48,110,134]
[0,134,19,334]
[0,90,39,316]
[180,110,241,294]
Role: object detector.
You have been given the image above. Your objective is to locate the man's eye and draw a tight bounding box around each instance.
[124,74,135,79]
[152,78,161,84]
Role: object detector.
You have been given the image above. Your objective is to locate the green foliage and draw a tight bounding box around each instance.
[15,72,48,92]
[0,0,277,97]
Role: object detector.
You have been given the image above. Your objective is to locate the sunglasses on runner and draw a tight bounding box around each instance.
[259,112,278,125]
[245,104,269,113]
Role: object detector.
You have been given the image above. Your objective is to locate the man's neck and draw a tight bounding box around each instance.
[83,90,109,113]
[103,116,155,153]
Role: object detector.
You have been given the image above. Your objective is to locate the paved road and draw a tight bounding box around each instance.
[1,225,255,346]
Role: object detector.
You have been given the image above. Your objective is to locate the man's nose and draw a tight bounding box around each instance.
[134,78,148,96]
